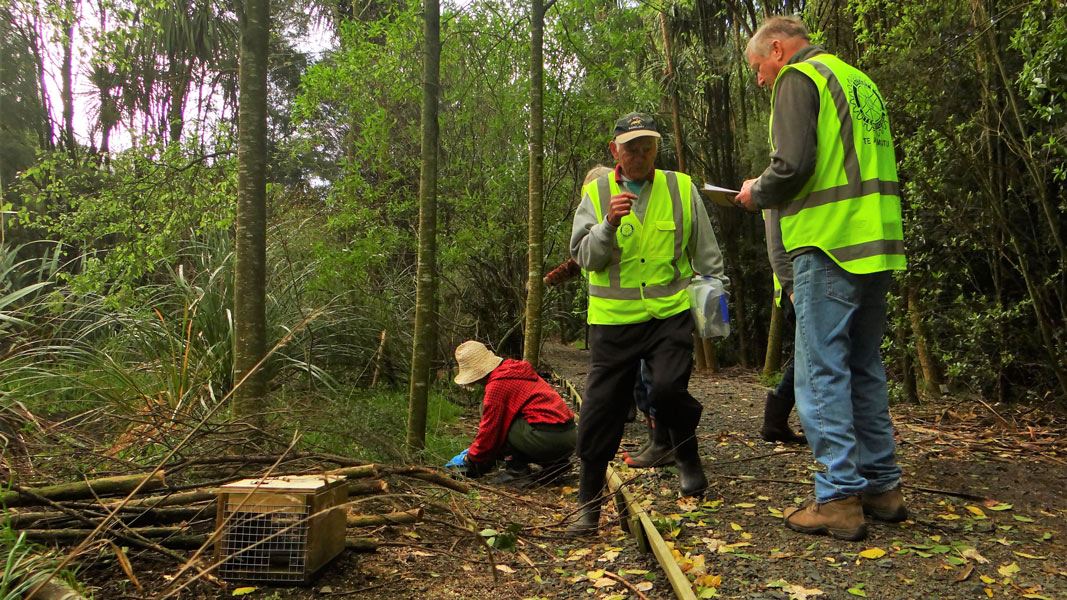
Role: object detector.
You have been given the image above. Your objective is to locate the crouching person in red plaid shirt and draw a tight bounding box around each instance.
[444,341,577,485]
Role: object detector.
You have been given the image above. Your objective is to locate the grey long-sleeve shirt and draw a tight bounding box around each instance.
[569,170,729,287]
[752,45,826,295]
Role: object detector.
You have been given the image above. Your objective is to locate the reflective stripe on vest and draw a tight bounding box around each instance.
[583,170,694,324]
[770,53,906,274]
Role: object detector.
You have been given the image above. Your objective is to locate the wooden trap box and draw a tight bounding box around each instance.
[215,475,348,583]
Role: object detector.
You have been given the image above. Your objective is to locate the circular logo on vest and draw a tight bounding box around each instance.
[619,223,635,238]
[847,77,887,131]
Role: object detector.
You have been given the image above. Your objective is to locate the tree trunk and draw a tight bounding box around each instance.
[906,283,941,397]
[896,313,919,404]
[59,0,76,153]
[692,332,708,371]
[703,337,718,373]
[371,329,387,386]
[660,12,685,173]
[406,0,441,451]
[27,11,55,150]
[763,301,783,378]
[522,0,545,367]
[167,57,193,144]
[733,265,749,367]
[233,0,271,426]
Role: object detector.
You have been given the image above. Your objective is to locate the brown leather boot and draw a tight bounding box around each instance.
[862,486,908,522]
[783,496,868,541]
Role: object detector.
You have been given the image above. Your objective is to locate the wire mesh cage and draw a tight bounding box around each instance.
[215,475,348,583]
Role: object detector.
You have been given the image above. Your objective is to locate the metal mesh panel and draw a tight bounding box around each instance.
[218,499,310,582]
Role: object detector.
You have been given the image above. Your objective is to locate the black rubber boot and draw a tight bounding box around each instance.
[670,429,708,497]
[624,416,675,468]
[566,462,606,536]
[761,390,807,444]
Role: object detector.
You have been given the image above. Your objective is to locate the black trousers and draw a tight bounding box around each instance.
[577,311,703,464]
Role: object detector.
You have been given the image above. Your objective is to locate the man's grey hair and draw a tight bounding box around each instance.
[746,16,809,57]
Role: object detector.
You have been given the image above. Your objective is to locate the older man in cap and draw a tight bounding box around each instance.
[567,112,729,535]
[444,341,576,483]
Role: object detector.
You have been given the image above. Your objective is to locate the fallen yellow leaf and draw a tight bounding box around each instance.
[592,577,616,588]
[859,548,886,559]
[997,562,1020,577]
[783,583,824,600]
[966,506,988,519]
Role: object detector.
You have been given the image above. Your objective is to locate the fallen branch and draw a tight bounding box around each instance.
[327,464,380,479]
[904,484,989,502]
[347,508,422,527]
[347,480,388,496]
[603,570,652,600]
[345,537,379,552]
[103,489,215,509]
[1,472,166,507]
[167,452,367,472]
[383,466,470,493]
[8,504,212,529]
[19,527,183,543]
[705,449,803,467]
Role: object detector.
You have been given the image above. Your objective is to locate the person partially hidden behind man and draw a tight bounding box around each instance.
[444,341,576,485]
[736,16,908,541]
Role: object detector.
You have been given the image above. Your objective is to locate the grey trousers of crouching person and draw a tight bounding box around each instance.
[505,417,577,465]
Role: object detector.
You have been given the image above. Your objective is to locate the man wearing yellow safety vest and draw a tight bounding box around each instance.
[736,16,908,541]
[567,112,729,536]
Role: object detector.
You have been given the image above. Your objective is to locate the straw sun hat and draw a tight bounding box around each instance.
[453,340,504,385]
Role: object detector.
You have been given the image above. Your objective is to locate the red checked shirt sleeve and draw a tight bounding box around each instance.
[466,379,512,463]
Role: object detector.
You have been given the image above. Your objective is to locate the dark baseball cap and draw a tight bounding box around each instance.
[613,112,662,144]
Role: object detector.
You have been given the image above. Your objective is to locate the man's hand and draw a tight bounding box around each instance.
[607,192,636,226]
[735,179,758,211]
[444,449,469,469]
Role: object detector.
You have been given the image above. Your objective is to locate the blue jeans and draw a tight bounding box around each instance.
[633,360,655,416]
[792,251,901,502]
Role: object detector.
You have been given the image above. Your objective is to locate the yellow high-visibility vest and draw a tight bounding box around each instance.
[583,170,694,324]
[771,52,906,274]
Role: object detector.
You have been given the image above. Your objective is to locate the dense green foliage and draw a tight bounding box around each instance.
[0,0,1062,472]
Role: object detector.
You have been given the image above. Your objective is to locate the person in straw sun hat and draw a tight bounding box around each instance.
[444,341,576,484]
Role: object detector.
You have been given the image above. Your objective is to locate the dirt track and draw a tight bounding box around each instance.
[95,341,1065,599]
